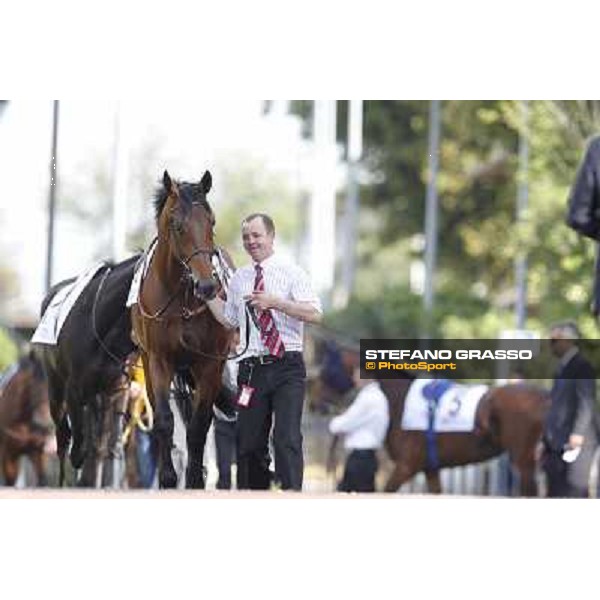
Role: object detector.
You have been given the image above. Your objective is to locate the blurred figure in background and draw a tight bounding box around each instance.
[328,368,389,493]
[124,356,156,489]
[541,321,599,497]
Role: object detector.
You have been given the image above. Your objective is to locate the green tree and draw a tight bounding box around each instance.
[295,100,600,339]
[0,327,18,371]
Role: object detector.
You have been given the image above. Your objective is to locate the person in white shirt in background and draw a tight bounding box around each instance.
[328,369,390,492]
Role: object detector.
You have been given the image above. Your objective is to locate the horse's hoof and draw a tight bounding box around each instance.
[186,472,206,489]
[160,470,178,489]
[185,464,207,489]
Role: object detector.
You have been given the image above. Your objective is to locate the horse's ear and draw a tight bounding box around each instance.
[163,170,173,194]
[199,170,212,194]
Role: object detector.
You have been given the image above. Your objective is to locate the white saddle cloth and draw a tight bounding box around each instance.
[31,262,106,345]
[401,378,488,432]
[126,240,157,308]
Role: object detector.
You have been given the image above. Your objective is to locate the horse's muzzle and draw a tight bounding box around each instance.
[193,277,218,301]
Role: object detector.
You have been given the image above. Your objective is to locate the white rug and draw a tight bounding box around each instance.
[401,378,488,432]
[126,240,157,308]
[31,262,106,345]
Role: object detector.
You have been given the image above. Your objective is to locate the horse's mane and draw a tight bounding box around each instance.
[153,180,213,221]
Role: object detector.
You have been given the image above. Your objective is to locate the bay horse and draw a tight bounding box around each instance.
[34,254,141,487]
[131,170,233,489]
[378,375,549,496]
[0,351,53,486]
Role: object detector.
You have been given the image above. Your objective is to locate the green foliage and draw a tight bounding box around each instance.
[212,154,303,266]
[0,327,18,371]
[318,100,600,339]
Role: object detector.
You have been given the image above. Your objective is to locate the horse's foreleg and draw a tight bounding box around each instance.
[47,375,69,487]
[144,355,176,489]
[384,461,419,492]
[425,470,442,494]
[186,364,222,490]
[56,416,70,487]
[185,404,212,489]
[155,395,177,489]
[513,458,538,497]
[66,384,86,471]
[78,398,100,487]
[2,452,19,487]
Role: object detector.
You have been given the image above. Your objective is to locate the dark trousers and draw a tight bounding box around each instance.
[236,353,306,491]
[543,447,596,498]
[542,451,569,498]
[214,419,236,490]
[338,449,378,493]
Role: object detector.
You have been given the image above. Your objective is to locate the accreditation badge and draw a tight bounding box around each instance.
[236,384,255,408]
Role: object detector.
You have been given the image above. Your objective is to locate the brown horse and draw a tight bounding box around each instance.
[379,376,549,496]
[131,170,233,488]
[0,351,53,486]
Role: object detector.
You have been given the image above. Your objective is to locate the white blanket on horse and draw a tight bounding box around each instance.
[31,262,106,345]
[126,240,157,308]
[401,378,488,432]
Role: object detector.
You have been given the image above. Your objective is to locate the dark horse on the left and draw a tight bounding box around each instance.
[0,351,53,486]
[33,254,140,487]
[131,170,233,489]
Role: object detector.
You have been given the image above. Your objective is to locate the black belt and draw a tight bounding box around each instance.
[240,351,302,367]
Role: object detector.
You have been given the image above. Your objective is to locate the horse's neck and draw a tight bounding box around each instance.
[148,241,185,297]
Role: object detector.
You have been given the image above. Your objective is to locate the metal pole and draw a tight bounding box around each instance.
[111,101,129,262]
[337,100,363,308]
[515,101,529,329]
[309,100,337,305]
[45,100,59,292]
[423,100,441,336]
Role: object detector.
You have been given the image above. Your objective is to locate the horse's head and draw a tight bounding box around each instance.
[0,352,52,444]
[157,170,219,300]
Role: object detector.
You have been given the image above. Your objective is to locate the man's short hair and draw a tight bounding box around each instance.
[549,321,581,340]
[242,213,275,236]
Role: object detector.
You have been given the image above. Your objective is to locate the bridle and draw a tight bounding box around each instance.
[135,235,224,323]
[167,204,218,283]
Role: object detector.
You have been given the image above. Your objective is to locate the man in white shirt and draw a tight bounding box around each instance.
[329,370,390,492]
[207,213,322,490]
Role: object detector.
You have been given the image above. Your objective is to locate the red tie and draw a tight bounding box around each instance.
[254,264,285,357]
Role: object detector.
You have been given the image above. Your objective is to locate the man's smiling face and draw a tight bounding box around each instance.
[242,216,274,264]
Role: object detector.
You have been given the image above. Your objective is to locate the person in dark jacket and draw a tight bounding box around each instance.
[542,321,599,497]
[566,135,600,316]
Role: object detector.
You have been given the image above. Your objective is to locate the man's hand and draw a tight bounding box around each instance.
[245,291,280,311]
[245,292,322,324]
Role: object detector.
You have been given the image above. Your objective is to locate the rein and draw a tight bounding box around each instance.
[136,236,215,322]
[136,239,251,362]
[92,265,131,370]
